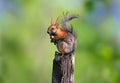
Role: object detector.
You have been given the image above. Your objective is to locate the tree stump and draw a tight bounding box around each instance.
[52,52,75,83]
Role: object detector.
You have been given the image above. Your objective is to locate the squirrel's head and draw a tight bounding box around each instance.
[47,17,59,36]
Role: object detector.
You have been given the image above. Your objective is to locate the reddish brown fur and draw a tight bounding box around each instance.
[54,27,68,40]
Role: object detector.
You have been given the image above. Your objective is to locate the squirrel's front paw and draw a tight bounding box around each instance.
[55,51,59,55]
[55,51,62,55]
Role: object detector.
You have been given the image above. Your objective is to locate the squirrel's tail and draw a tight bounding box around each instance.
[61,15,79,33]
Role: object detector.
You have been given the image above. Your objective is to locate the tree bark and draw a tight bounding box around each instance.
[52,52,75,83]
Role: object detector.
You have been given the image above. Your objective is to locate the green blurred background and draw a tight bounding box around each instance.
[1,0,120,83]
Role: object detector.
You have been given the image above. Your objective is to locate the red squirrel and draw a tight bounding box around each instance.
[47,15,78,56]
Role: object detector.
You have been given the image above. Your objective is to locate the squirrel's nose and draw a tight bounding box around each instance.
[47,30,50,34]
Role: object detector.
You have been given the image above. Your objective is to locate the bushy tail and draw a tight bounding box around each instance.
[61,15,79,33]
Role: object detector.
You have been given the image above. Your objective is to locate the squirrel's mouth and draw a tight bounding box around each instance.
[49,32,57,43]
[51,32,56,36]
[49,32,57,39]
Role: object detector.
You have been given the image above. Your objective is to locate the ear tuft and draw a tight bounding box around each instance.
[55,17,59,25]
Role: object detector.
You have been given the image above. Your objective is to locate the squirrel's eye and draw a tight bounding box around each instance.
[51,28,54,30]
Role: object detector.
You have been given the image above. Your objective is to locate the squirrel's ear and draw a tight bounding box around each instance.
[55,17,59,26]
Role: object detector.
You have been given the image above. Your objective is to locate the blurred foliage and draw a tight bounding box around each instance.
[0,0,120,83]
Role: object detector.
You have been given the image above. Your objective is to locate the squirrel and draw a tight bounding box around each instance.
[47,14,78,57]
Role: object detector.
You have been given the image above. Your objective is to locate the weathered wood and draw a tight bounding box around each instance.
[52,52,75,83]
